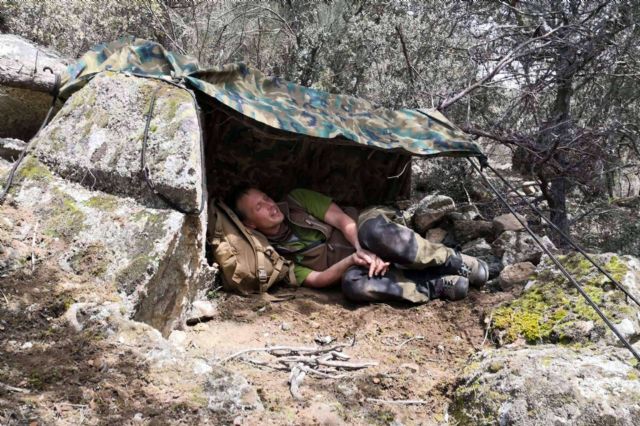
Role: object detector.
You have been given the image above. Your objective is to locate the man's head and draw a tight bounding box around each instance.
[227,185,284,234]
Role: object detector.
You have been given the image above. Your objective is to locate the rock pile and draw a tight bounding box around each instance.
[410,193,556,290]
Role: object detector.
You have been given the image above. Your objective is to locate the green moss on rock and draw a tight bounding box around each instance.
[490,253,631,345]
[41,188,86,239]
[115,255,155,294]
[17,157,53,181]
[84,195,119,211]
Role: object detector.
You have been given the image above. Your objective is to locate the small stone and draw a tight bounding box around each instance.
[192,359,213,375]
[522,181,538,195]
[425,227,447,244]
[0,216,13,230]
[191,300,216,318]
[281,321,291,331]
[493,231,545,266]
[21,342,33,350]
[499,262,536,292]
[315,335,333,345]
[615,318,636,340]
[372,377,381,384]
[400,363,420,373]
[133,412,144,422]
[493,213,527,233]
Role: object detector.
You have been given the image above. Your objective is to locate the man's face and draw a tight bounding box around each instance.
[237,188,284,232]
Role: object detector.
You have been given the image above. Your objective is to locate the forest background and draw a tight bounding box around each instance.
[1,0,639,255]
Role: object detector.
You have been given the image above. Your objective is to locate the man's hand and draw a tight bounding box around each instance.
[353,249,390,278]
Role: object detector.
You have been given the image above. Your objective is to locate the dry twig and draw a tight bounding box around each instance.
[219,338,373,401]
[366,398,427,405]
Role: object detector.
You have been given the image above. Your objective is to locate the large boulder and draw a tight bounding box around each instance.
[31,72,204,213]
[450,345,640,425]
[0,34,67,140]
[490,253,640,346]
[6,156,213,335]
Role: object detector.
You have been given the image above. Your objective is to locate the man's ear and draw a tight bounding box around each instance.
[243,220,257,229]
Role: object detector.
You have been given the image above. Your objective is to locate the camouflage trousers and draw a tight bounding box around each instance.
[341,207,456,303]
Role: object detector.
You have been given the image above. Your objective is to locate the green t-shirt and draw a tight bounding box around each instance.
[282,188,333,284]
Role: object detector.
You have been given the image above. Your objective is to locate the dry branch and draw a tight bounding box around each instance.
[219,338,374,401]
[366,398,428,405]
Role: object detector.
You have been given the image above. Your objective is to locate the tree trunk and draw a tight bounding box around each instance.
[548,176,570,236]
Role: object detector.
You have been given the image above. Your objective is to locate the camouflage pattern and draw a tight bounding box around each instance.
[357,207,454,268]
[344,207,458,303]
[342,266,431,303]
[204,109,412,207]
[60,37,485,160]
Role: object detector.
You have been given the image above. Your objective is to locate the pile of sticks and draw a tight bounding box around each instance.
[217,339,377,400]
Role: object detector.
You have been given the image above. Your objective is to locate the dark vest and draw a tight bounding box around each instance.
[275,196,357,271]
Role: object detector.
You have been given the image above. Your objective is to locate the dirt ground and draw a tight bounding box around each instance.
[182,286,514,425]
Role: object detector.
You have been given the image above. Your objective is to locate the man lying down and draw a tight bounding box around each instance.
[228,186,489,303]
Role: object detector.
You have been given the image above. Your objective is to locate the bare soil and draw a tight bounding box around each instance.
[182,286,514,425]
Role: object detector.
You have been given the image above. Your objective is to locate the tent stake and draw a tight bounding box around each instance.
[467,158,640,366]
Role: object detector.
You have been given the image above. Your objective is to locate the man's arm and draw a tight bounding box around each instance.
[323,203,389,277]
[303,253,364,288]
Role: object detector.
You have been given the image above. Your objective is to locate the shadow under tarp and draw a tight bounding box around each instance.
[201,99,411,207]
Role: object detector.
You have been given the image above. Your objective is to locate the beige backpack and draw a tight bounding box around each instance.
[208,200,296,295]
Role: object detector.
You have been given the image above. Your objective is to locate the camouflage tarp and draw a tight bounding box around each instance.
[60,37,484,159]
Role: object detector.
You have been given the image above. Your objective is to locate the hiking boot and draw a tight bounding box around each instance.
[434,252,489,288]
[415,273,469,301]
[429,275,469,301]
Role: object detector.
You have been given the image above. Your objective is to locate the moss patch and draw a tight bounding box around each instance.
[42,188,86,239]
[68,243,109,278]
[115,255,156,295]
[450,373,508,425]
[17,157,53,181]
[84,195,119,211]
[490,253,631,345]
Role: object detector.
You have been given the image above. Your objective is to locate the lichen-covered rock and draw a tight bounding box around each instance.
[65,302,262,415]
[32,72,203,213]
[490,253,640,345]
[450,345,640,426]
[412,194,456,234]
[492,230,555,266]
[10,156,212,335]
[0,35,67,140]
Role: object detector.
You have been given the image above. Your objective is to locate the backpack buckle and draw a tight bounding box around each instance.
[258,268,268,283]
